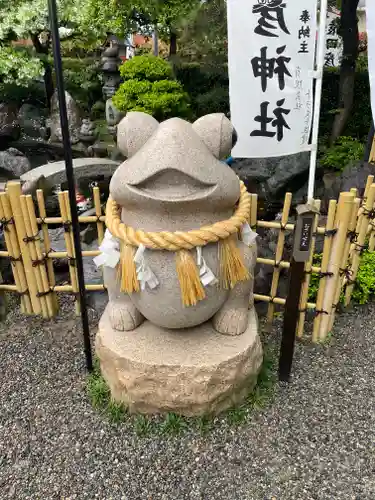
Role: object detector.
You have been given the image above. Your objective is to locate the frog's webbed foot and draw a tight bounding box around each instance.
[213,242,255,336]
[108,300,144,332]
[212,306,249,336]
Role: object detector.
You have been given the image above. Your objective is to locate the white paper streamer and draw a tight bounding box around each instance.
[196,247,218,287]
[241,222,258,247]
[134,244,159,291]
[93,229,120,268]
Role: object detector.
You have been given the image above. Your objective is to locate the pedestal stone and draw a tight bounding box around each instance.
[96,307,263,416]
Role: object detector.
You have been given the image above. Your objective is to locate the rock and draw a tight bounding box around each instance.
[21,174,48,196]
[105,99,124,127]
[48,91,81,145]
[231,152,314,217]
[322,162,375,212]
[20,158,119,186]
[0,103,20,146]
[0,148,31,178]
[96,307,263,416]
[18,104,46,138]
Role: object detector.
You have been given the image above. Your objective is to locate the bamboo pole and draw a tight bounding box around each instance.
[0,284,18,291]
[0,251,9,258]
[35,215,106,225]
[312,200,337,342]
[345,183,375,306]
[25,195,56,318]
[250,193,258,229]
[93,187,105,244]
[328,196,360,332]
[297,200,321,338]
[369,137,375,164]
[0,193,32,314]
[64,191,81,315]
[58,191,80,315]
[266,193,292,327]
[7,181,41,315]
[256,257,322,273]
[254,293,316,309]
[319,192,354,340]
[36,189,59,313]
[19,195,49,318]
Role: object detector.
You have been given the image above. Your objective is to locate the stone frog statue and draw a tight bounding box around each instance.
[104,111,256,336]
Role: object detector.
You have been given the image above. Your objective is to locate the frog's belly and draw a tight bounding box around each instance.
[129,243,228,329]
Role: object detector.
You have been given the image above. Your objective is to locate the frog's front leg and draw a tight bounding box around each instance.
[103,266,144,331]
[212,243,256,336]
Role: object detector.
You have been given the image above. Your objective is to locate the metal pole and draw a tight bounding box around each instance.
[48,0,93,371]
[307,0,329,201]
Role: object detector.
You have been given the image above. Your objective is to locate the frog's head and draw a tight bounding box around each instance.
[110,112,240,212]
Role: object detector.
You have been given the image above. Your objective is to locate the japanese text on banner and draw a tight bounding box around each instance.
[227,0,318,158]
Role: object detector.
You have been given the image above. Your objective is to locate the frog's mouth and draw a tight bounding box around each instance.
[126,169,217,202]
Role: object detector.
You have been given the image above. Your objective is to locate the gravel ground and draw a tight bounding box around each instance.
[1,297,375,500]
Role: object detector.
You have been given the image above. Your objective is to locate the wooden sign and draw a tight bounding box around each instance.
[292,204,320,262]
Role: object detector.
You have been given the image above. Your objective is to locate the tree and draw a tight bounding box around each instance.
[330,0,361,143]
[0,0,115,105]
[178,0,228,65]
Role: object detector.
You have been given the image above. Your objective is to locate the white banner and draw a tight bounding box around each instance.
[324,10,342,68]
[368,1,375,124]
[227,0,318,158]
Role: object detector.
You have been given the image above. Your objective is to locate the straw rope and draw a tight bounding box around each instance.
[106,180,251,251]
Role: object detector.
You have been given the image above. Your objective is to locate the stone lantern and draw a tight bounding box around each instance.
[101,39,124,139]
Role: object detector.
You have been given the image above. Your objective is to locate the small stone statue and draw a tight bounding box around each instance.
[97,112,262,415]
[79,118,98,144]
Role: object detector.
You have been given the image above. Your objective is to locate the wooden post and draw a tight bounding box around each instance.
[328,196,360,332]
[19,195,49,318]
[0,193,32,315]
[266,193,292,328]
[312,200,337,342]
[36,189,59,313]
[25,195,56,318]
[319,192,354,341]
[345,183,375,306]
[93,186,105,245]
[279,203,319,381]
[58,191,80,315]
[250,193,258,229]
[297,200,321,338]
[7,181,41,315]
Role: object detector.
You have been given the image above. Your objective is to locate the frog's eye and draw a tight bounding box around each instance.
[117,112,159,158]
[192,113,235,160]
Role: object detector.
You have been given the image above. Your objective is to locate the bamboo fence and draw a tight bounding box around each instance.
[0,178,375,342]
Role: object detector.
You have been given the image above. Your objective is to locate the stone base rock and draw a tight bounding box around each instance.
[96,307,263,416]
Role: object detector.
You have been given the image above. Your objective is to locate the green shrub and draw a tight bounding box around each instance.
[308,254,322,302]
[119,54,173,82]
[352,251,375,305]
[308,251,375,305]
[319,136,365,171]
[113,55,189,121]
